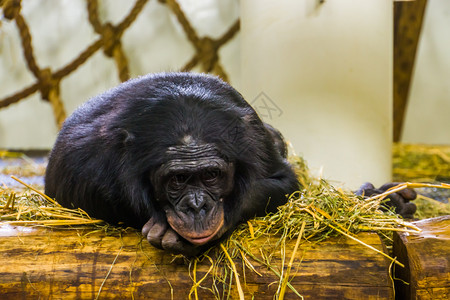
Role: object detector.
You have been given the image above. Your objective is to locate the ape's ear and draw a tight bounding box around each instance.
[121,129,135,146]
[264,123,288,158]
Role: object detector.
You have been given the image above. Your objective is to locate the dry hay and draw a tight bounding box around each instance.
[188,157,449,299]
[0,175,102,227]
[393,143,450,218]
[1,155,450,299]
[414,194,450,219]
[393,143,450,182]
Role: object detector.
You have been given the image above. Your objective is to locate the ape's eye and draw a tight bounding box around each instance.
[174,174,188,183]
[202,169,221,183]
[168,174,189,189]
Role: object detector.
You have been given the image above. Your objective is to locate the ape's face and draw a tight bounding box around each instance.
[152,140,235,246]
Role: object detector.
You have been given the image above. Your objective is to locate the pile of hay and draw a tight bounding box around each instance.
[393,143,450,218]
[0,176,102,227]
[0,151,47,178]
[1,153,449,299]
[393,143,450,182]
[190,157,447,299]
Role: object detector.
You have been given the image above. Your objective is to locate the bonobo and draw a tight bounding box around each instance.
[45,72,416,256]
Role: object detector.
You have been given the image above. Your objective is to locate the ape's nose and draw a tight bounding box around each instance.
[188,193,206,214]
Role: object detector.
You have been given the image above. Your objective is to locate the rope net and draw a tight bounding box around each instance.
[0,0,240,128]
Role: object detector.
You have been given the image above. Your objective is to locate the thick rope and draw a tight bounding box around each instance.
[86,0,141,82]
[39,69,67,128]
[0,0,148,115]
[0,0,239,124]
[163,0,200,46]
[3,0,40,77]
[164,0,239,81]
[48,85,67,129]
[1,0,65,127]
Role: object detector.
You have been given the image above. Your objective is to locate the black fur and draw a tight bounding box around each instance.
[45,72,298,253]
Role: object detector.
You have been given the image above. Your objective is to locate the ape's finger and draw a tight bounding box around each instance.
[400,202,417,219]
[378,182,403,191]
[397,188,417,201]
[355,182,376,196]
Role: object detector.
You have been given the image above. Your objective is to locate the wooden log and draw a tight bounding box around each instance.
[393,215,450,299]
[0,225,393,299]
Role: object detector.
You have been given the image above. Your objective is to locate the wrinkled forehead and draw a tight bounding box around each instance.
[166,142,219,160]
[159,142,230,175]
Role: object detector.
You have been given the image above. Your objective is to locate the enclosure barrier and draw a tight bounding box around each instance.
[0,0,239,127]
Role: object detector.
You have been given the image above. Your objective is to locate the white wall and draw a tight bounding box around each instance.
[241,0,393,189]
[0,0,449,155]
[402,0,450,145]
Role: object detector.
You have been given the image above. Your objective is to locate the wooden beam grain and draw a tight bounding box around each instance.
[393,215,450,299]
[0,226,393,299]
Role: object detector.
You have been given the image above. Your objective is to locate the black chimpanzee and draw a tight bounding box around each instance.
[45,72,416,256]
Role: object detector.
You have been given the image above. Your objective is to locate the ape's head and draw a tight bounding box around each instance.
[151,140,235,246]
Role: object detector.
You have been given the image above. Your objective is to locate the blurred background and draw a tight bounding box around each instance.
[0,0,449,189]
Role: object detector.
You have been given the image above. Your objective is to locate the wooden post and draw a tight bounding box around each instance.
[393,0,428,142]
[0,225,393,299]
[393,215,450,299]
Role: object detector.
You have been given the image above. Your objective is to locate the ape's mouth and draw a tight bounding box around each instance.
[167,208,225,246]
[183,217,224,246]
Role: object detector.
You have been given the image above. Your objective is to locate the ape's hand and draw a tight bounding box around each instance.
[356,182,417,219]
[142,214,200,256]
